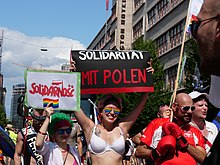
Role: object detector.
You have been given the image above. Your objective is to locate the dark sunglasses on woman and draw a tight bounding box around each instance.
[56,127,72,135]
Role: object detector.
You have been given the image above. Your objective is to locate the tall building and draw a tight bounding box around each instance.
[87,0,190,91]
[61,63,70,71]
[10,83,25,129]
[0,30,6,112]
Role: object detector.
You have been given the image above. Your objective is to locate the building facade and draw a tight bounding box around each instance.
[61,63,71,71]
[10,83,25,129]
[87,0,191,91]
[0,31,6,114]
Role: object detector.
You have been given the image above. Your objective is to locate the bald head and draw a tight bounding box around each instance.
[172,93,194,125]
[175,93,193,106]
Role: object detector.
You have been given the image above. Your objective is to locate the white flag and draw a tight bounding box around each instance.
[186,0,204,33]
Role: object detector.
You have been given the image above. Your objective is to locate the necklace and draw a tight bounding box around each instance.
[63,152,68,165]
[62,145,69,165]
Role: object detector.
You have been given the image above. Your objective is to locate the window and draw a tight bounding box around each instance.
[111,6,116,22]
[167,66,178,90]
[134,0,144,11]
[157,0,169,20]
[171,0,183,8]
[110,32,115,49]
[148,7,156,28]
[169,21,184,48]
[156,33,168,55]
[133,19,143,40]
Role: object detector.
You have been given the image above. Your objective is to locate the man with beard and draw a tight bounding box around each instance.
[190,0,220,109]
[14,108,46,165]
[135,93,206,165]
[190,0,220,164]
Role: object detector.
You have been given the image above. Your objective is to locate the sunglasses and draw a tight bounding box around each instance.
[178,105,195,112]
[56,128,72,135]
[104,107,120,115]
[190,15,218,39]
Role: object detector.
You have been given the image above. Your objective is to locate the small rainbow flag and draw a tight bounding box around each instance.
[43,98,59,108]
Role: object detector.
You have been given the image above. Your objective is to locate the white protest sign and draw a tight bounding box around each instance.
[25,70,81,111]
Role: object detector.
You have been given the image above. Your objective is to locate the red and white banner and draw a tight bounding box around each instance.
[25,70,81,111]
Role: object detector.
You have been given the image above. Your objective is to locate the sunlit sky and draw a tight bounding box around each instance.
[0,0,111,117]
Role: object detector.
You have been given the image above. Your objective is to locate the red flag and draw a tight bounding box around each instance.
[106,0,109,11]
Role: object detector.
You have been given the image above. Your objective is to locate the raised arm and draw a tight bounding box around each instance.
[73,109,94,143]
[119,93,149,132]
[35,103,53,150]
[119,60,154,132]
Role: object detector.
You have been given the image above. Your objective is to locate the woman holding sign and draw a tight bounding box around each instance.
[73,63,153,165]
[35,105,81,165]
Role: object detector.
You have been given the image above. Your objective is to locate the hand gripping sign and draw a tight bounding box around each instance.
[70,50,154,94]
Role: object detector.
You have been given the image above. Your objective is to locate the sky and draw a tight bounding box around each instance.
[0,0,111,117]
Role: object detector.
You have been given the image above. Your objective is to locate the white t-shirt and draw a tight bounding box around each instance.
[190,121,218,153]
[37,142,81,165]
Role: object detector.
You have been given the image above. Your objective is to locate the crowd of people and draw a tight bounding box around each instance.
[0,0,220,164]
[0,90,218,165]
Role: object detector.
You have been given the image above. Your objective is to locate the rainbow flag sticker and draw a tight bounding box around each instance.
[43,98,59,108]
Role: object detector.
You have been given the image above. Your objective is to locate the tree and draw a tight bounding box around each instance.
[117,38,171,136]
[184,39,218,121]
[184,39,210,93]
[0,105,7,128]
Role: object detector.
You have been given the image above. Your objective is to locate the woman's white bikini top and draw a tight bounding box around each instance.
[88,125,125,155]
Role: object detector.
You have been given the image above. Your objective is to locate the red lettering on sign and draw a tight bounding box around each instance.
[123,69,131,84]
[130,69,138,83]
[138,69,147,83]
[103,68,147,85]
[103,70,111,84]
[112,69,122,84]
[82,70,99,86]
[82,71,90,85]
[29,83,74,97]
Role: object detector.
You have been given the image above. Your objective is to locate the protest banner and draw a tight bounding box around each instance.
[25,70,81,111]
[71,50,154,94]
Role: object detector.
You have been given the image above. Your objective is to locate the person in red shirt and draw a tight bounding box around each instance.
[135,93,206,165]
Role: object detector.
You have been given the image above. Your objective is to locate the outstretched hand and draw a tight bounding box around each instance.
[70,60,76,72]
[146,58,154,74]
[45,102,54,118]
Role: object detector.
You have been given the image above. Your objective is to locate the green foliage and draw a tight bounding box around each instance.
[0,105,7,128]
[184,39,217,121]
[184,39,210,93]
[117,38,171,136]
